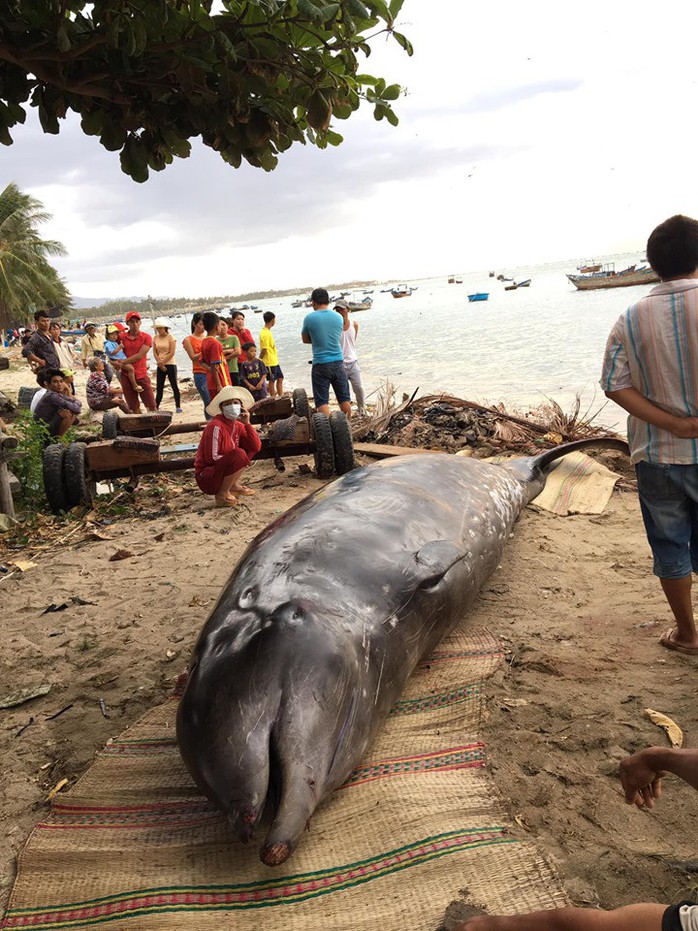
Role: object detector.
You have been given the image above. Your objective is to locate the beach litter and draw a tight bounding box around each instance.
[0,684,51,709]
[644,708,683,747]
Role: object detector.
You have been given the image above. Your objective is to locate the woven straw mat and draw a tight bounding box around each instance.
[2,627,567,930]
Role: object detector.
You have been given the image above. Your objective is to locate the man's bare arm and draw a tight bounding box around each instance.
[605,387,698,438]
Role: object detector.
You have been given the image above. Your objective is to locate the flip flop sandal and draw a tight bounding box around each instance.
[660,628,698,656]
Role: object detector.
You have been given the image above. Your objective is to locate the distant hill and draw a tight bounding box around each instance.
[71,296,143,309]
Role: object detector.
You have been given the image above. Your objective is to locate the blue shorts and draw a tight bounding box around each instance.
[311,360,351,408]
[267,364,283,382]
[636,461,698,579]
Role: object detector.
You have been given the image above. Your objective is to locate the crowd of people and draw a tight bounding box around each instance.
[15,297,367,503]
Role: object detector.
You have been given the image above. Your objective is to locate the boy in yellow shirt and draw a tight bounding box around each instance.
[259,311,283,398]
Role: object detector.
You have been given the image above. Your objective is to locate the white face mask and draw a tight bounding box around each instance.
[222,401,241,420]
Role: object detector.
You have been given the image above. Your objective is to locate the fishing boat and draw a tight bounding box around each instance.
[448,275,455,284]
[291,300,304,308]
[578,261,601,274]
[391,284,418,298]
[467,292,489,302]
[346,297,373,312]
[504,283,518,292]
[517,279,531,287]
[496,274,513,282]
[567,263,659,291]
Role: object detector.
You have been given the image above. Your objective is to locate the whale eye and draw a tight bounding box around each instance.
[239,586,258,608]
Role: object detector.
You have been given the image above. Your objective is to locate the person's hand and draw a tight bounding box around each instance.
[37,358,46,367]
[619,750,666,809]
[670,416,698,439]
[239,405,250,425]
[158,363,166,371]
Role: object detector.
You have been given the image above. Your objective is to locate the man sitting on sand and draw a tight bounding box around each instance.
[602,214,698,656]
[33,368,82,438]
[194,385,261,507]
[454,745,698,931]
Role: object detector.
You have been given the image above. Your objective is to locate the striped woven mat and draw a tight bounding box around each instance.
[2,628,567,930]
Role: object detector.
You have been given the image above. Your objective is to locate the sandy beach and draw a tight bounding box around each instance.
[1,356,697,919]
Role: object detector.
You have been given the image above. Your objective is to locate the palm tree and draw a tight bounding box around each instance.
[0,182,71,330]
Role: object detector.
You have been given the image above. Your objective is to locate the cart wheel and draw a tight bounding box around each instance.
[43,443,70,514]
[102,410,120,439]
[329,411,356,475]
[311,413,335,479]
[292,388,311,422]
[64,442,95,508]
[18,386,39,410]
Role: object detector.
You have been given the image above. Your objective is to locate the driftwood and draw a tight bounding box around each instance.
[413,394,570,440]
[354,388,616,458]
[0,427,16,518]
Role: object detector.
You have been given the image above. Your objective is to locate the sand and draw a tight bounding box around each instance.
[1,354,697,918]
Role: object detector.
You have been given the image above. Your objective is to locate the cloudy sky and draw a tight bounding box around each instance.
[5,1,698,299]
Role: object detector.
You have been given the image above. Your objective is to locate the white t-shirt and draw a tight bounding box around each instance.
[30,388,47,413]
[339,320,358,364]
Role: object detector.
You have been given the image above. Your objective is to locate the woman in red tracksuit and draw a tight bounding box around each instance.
[194,386,261,506]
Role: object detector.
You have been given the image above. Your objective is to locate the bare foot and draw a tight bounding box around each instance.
[232,486,255,496]
[214,494,238,508]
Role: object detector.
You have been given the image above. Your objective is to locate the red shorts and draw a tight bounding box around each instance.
[195,448,249,495]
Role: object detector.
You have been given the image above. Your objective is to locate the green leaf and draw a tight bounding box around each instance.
[120,136,149,183]
[388,0,404,16]
[391,30,413,55]
[56,25,71,52]
[345,0,370,18]
[356,73,379,86]
[385,107,398,126]
[380,83,400,100]
[306,89,332,131]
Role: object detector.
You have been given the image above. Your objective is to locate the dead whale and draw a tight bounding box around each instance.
[176,437,627,865]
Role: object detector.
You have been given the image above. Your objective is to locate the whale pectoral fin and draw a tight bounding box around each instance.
[413,540,467,588]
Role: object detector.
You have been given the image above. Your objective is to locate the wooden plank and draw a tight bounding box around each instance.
[86,440,161,471]
[117,412,173,434]
[353,442,444,459]
[0,428,15,518]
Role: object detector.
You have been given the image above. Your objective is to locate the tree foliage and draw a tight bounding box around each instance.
[0,0,412,182]
[0,182,71,328]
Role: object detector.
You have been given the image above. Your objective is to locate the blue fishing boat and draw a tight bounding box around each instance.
[467,292,489,302]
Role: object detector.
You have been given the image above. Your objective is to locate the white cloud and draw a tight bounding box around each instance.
[4,0,698,297]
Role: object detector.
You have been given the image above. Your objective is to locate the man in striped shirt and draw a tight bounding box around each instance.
[601,214,698,656]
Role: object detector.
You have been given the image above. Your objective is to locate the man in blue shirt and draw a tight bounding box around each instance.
[301,287,352,418]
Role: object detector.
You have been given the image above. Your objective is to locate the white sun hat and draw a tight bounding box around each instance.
[205,385,255,418]
[153,316,173,329]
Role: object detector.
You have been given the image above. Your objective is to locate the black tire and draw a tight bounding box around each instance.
[43,443,70,514]
[292,388,311,422]
[65,442,95,508]
[102,410,120,439]
[311,413,335,479]
[18,386,39,410]
[329,411,355,475]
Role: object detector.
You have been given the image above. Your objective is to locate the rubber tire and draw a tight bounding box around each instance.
[329,411,355,475]
[292,388,311,422]
[64,442,95,508]
[311,413,335,479]
[102,410,120,439]
[18,386,39,410]
[43,443,70,514]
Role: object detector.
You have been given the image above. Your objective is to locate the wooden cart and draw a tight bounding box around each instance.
[42,408,355,514]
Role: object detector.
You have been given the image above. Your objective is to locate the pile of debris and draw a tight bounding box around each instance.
[354,389,619,458]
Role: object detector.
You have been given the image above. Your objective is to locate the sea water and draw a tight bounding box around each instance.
[143,253,647,432]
